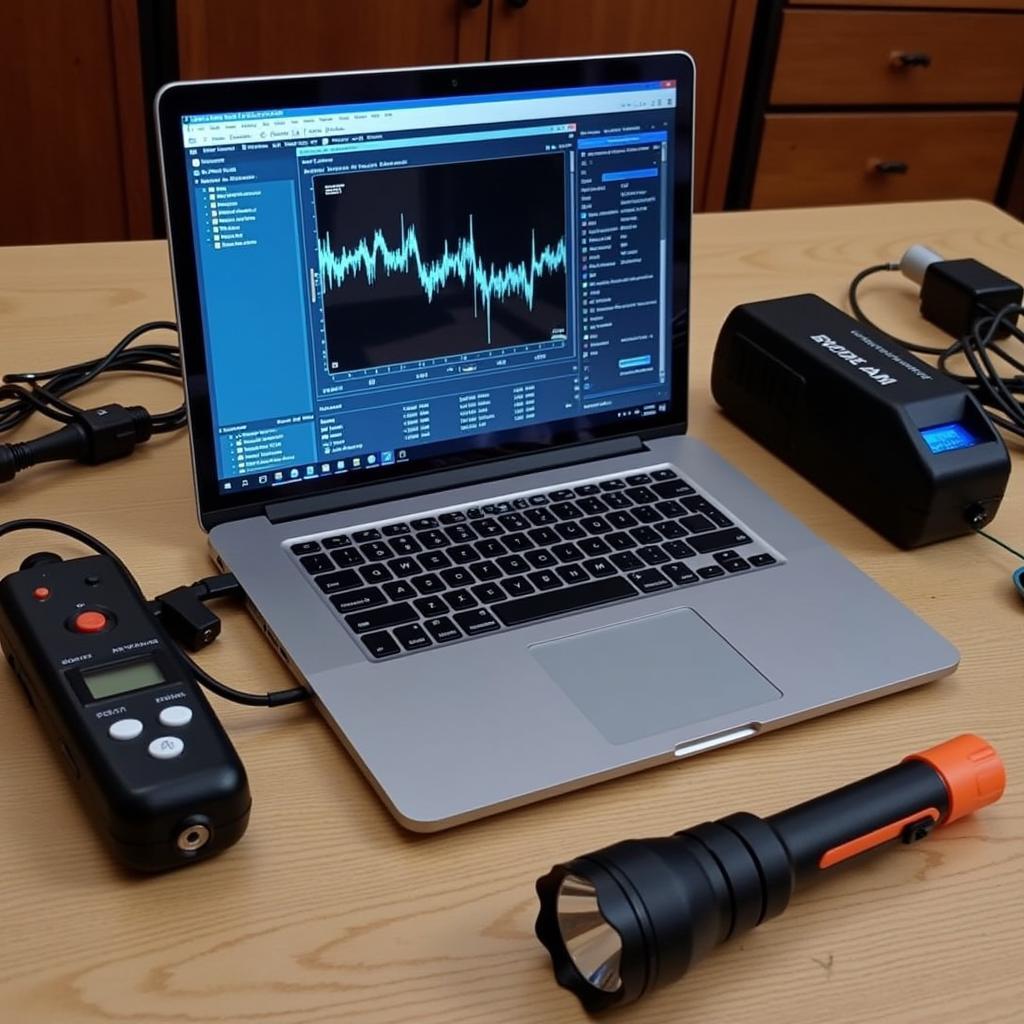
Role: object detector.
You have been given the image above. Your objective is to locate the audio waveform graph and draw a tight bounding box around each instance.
[312,153,569,371]
[317,214,566,347]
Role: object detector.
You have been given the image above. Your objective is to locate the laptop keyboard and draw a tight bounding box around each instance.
[287,467,782,660]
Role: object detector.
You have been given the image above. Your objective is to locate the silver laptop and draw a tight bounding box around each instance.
[156,53,957,831]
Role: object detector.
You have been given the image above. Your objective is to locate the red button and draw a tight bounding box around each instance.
[32,587,50,601]
[73,610,108,633]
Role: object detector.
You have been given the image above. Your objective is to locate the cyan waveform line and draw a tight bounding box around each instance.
[317,214,566,345]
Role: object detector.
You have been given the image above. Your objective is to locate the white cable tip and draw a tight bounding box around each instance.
[899,245,944,286]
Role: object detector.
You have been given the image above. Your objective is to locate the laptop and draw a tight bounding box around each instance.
[156,52,958,831]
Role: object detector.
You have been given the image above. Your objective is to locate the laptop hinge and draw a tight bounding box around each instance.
[264,436,647,525]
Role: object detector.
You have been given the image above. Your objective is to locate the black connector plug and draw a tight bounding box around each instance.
[151,573,243,652]
[0,404,153,483]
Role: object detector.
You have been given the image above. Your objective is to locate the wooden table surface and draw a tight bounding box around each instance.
[0,199,1021,1024]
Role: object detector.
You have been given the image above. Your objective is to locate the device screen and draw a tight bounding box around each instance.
[920,422,979,454]
[82,658,165,702]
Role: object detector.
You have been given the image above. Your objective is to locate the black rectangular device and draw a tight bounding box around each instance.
[0,552,250,871]
[711,294,1010,548]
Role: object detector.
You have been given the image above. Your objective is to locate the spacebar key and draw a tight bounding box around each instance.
[493,576,637,627]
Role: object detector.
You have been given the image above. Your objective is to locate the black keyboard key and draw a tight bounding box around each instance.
[390,535,422,556]
[582,557,617,578]
[579,536,611,556]
[361,541,392,562]
[682,497,732,528]
[394,622,432,650]
[331,586,386,613]
[721,558,750,573]
[664,539,696,560]
[439,511,466,525]
[654,520,688,539]
[466,507,484,519]
[628,568,671,593]
[345,602,417,634]
[470,561,502,581]
[512,497,530,510]
[606,531,637,551]
[472,518,504,538]
[632,506,662,524]
[322,535,352,549]
[445,589,477,611]
[655,499,687,518]
[528,493,549,505]
[383,522,411,536]
[300,553,333,575]
[476,538,507,559]
[557,564,589,585]
[688,528,753,554]
[388,557,421,578]
[494,576,637,627]
[353,529,382,543]
[750,553,777,567]
[555,521,587,541]
[525,549,557,569]
[677,513,716,534]
[625,486,658,504]
[697,565,726,580]
[454,608,500,636]
[444,524,476,544]
[420,551,452,571]
[652,478,693,499]
[419,529,450,549]
[551,502,582,521]
[575,483,600,496]
[410,517,439,531]
[448,544,480,564]
[651,468,678,481]
[631,526,661,546]
[473,582,505,604]
[611,550,644,572]
[482,502,511,515]
[603,491,632,509]
[664,562,699,586]
[552,542,584,563]
[361,631,399,659]
[528,569,562,591]
[503,531,533,552]
[528,526,559,547]
[332,548,364,568]
[713,550,741,564]
[424,616,461,643]
[600,478,627,491]
[637,545,670,566]
[383,580,416,602]
[607,510,637,530]
[625,473,651,486]
[497,554,530,575]
[502,575,535,597]
[577,496,607,515]
[360,563,393,585]
[525,507,557,526]
[549,489,574,502]
[581,516,612,535]
[316,569,362,594]
[412,572,444,594]
[441,566,474,588]
[291,541,321,556]
[498,512,529,532]
[415,595,448,617]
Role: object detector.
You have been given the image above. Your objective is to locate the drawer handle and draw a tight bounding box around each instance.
[890,51,932,69]
[870,159,909,175]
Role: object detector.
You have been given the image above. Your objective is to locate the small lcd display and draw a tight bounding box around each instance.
[82,658,165,702]
[920,422,979,454]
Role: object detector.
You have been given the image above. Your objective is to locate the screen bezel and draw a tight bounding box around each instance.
[156,53,694,529]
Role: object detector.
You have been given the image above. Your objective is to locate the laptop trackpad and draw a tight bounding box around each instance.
[529,608,782,745]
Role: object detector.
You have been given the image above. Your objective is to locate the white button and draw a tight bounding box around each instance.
[108,718,143,741]
[148,736,185,760]
[158,705,193,728]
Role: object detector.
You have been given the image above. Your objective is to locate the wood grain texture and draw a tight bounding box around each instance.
[487,0,736,212]
[753,111,1016,209]
[789,0,1024,8]
[772,9,1024,107]
[0,200,1022,1023]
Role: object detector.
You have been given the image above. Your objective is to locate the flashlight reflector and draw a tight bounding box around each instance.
[556,874,623,993]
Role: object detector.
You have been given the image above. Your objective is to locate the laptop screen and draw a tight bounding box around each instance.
[173,67,685,504]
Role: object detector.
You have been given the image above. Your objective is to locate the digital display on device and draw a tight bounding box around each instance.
[82,658,165,702]
[176,75,682,498]
[920,422,980,454]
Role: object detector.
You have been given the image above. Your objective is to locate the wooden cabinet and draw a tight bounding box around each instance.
[734,0,1024,212]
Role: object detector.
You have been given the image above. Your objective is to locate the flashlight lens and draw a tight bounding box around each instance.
[556,874,624,992]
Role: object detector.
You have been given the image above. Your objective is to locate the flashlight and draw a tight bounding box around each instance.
[535,734,1005,1012]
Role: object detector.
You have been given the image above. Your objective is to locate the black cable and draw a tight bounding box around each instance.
[847,264,951,356]
[0,519,308,708]
[973,526,1024,563]
[0,321,183,435]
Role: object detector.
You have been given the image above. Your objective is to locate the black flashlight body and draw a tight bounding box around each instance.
[535,735,1005,1012]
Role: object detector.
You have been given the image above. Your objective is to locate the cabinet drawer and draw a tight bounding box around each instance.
[772,10,1024,106]
[752,111,1016,209]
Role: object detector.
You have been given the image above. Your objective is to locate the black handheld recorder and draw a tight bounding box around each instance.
[0,551,250,871]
